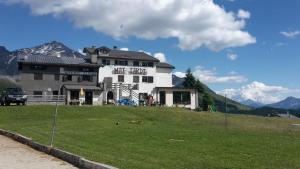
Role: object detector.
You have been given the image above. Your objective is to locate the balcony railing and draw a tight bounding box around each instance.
[27,95,66,103]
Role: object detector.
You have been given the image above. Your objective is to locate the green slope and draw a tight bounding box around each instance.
[201,82,251,112]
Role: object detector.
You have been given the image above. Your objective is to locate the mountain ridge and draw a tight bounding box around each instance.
[0,41,84,75]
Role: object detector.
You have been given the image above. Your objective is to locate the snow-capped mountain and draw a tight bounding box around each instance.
[11,41,84,58]
[0,41,84,75]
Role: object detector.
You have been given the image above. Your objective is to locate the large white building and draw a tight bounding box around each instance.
[83,46,199,109]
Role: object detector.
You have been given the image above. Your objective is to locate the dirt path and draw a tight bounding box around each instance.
[0,135,77,169]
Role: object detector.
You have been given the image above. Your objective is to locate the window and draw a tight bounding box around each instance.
[173,91,191,105]
[115,60,128,66]
[83,75,93,82]
[142,62,154,67]
[33,91,43,98]
[148,62,154,67]
[63,75,72,82]
[102,59,110,65]
[142,76,153,83]
[53,91,59,96]
[81,67,92,72]
[30,65,46,70]
[54,74,60,81]
[118,75,124,82]
[133,61,139,67]
[133,76,139,83]
[34,73,43,80]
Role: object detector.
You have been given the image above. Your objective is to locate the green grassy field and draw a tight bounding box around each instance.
[0,106,300,169]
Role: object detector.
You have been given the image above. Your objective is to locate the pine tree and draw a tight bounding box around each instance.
[202,92,214,111]
[183,68,196,88]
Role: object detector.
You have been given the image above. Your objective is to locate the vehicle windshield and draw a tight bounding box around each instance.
[6,88,24,95]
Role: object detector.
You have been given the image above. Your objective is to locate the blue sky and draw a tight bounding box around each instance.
[0,0,299,104]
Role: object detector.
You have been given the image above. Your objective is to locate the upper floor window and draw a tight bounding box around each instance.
[30,65,47,70]
[81,67,92,72]
[133,61,140,67]
[83,75,93,82]
[102,59,110,65]
[118,75,124,83]
[133,76,139,83]
[115,60,128,66]
[54,74,60,81]
[142,62,154,67]
[34,73,43,80]
[63,75,72,82]
[142,76,153,83]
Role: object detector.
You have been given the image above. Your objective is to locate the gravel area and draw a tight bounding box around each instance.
[0,135,77,169]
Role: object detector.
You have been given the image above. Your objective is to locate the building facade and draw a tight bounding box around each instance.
[17,46,199,109]
[18,56,102,105]
[83,46,199,109]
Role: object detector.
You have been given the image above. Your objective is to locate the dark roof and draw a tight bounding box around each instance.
[18,55,100,68]
[108,50,159,62]
[83,46,160,62]
[156,62,175,69]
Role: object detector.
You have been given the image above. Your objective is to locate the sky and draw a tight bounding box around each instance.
[0,0,300,104]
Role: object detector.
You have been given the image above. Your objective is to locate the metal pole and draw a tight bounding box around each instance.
[50,85,62,147]
[225,94,228,130]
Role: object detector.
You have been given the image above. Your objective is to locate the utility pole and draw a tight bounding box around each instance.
[225,94,228,130]
[50,85,62,147]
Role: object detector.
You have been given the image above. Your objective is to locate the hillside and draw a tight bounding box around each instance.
[0,106,299,169]
[172,75,251,112]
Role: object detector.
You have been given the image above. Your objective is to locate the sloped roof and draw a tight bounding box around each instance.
[18,55,100,67]
[83,46,160,62]
[156,62,175,69]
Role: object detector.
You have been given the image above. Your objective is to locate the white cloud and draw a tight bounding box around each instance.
[217,81,300,104]
[175,66,247,84]
[280,30,300,38]
[227,52,237,60]
[120,47,129,51]
[154,52,167,62]
[2,0,256,51]
[237,9,250,19]
[174,71,186,78]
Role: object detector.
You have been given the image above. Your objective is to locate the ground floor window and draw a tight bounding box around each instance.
[33,91,43,98]
[70,91,79,100]
[173,91,191,105]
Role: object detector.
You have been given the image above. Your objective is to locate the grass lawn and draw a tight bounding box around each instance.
[0,106,300,169]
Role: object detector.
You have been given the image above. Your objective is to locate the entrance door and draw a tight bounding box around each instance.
[85,91,93,105]
[107,91,114,104]
[159,91,166,105]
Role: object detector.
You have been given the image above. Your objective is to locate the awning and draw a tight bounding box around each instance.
[63,85,102,91]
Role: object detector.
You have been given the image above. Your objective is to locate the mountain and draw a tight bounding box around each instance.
[0,46,9,56]
[241,99,264,108]
[238,107,300,118]
[172,75,251,112]
[267,97,300,110]
[11,41,83,58]
[0,41,84,75]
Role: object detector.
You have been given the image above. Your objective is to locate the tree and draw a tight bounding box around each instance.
[183,68,196,88]
[202,92,214,111]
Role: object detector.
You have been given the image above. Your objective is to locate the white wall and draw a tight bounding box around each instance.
[155,68,173,87]
[98,60,173,95]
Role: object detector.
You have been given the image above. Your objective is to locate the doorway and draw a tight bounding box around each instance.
[85,91,93,105]
[107,91,114,104]
[159,91,166,105]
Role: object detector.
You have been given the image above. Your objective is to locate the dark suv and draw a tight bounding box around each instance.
[0,88,27,106]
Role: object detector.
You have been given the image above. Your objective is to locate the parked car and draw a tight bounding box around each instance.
[0,88,27,106]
